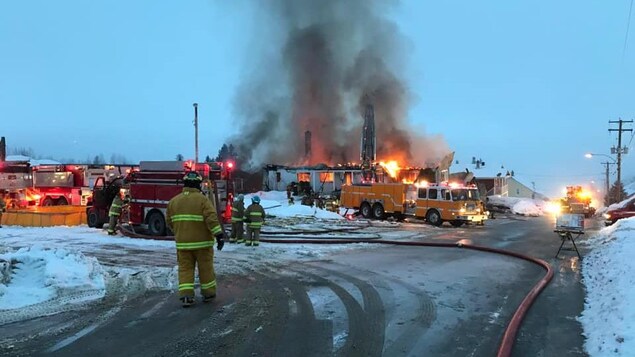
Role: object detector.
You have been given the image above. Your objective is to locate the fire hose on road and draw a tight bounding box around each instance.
[116,224,553,357]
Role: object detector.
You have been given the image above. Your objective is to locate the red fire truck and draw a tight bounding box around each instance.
[0,161,135,208]
[0,160,34,208]
[121,161,234,236]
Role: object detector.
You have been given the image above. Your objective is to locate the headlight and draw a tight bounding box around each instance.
[459,208,466,213]
[603,213,611,219]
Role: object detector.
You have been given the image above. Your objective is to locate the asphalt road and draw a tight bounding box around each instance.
[0,215,596,357]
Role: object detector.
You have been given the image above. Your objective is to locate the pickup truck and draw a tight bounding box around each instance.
[604,199,635,226]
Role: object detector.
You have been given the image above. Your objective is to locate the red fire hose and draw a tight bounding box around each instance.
[116,226,553,357]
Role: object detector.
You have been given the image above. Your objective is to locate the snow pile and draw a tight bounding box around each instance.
[0,246,106,310]
[487,196,546,216]
[511,200,542,216]
[580,217,635,356]
[268,204,343,220]
[244,191,343,220]
[245,191,288,202]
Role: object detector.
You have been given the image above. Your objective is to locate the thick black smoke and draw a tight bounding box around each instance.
[230,0,449,170]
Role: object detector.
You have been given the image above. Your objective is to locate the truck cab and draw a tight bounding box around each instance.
[86,176,124,228]
[414,183,487,227]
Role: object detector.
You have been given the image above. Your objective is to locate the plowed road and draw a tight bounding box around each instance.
[0,216,596,357]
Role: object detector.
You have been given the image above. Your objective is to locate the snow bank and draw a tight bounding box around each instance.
[511,200,542,216]
[0,246,106,310]
[487,196,545,216]
[268,204,343,220]
[580,217,635,356]
[244,191,343,220]
[245,191,288,202]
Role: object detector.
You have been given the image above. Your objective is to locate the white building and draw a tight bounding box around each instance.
[262,164,428,195]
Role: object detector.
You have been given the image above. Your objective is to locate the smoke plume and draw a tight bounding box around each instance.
[230,0,450,170]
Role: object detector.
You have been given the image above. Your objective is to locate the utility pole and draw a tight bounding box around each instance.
[193,103,199,165]
[609,118,633,202]
[602,161,615,203]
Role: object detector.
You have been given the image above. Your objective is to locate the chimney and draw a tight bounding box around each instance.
[0,137,5,162]
[304,130,312,162]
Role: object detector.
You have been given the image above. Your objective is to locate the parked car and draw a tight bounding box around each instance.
[604,199,635,226]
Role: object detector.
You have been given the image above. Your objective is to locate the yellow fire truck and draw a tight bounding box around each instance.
[340,182,487,227]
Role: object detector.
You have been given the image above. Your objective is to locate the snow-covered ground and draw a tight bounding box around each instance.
[0,222,382,324]
[245,190,343,220]
[580,217,635,356]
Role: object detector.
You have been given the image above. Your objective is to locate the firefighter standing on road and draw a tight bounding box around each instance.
[244,195,265,247]
[107,191,124,235]
[0,191,6,228]
[167,171,225,307]
[230,194,245,244]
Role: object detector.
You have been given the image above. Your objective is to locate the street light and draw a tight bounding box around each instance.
[584,153,616,163]
[585,153,617,202]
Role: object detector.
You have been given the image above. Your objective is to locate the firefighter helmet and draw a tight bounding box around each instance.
[251,195,261,204]
[183,171,203,182]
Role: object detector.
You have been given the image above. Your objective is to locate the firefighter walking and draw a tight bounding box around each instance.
[167,171,225,307]
[244,195,265,247]
[230,194,245,243]
[107,192,124,235]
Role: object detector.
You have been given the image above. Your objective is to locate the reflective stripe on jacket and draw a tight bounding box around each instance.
[231,201,245,222]
[166,187,223,250]
[244,203,265,229]
[109,196,124,217]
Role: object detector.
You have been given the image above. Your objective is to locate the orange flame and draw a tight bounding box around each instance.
[379,161,400,179]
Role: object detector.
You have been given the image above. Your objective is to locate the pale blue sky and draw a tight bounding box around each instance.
[1,1,633,197]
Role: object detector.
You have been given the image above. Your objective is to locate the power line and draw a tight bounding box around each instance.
[624,0,634,61]
[627,130,635,149]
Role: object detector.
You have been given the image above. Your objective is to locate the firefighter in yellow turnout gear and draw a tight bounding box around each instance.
[230,194,245,243]
[244,195,265,247]
[167,171,225,307]
[107,193,124,235]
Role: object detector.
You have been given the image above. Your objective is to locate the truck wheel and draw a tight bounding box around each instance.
[147,211,167,236]
[372,203,385,220]
[426,209,442,226]
[450,220,464,228]
[360,202,372,219]
[56,197,68,206]
[87,208,104,228]
[87,208,96,228]
[42,197,54,206]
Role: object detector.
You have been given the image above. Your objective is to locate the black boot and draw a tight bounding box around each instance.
[180,296,195,308]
